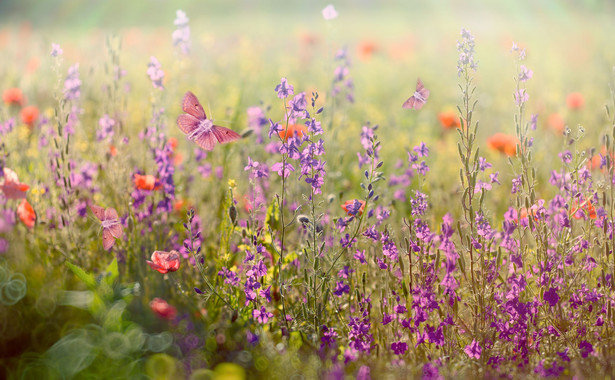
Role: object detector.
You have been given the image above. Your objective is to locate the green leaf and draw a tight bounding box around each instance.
[104,258,119,286]
[66,262,97,289]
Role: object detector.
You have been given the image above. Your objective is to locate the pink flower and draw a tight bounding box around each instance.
[146,250,181,274]
[149,298,177,320]
[464,339,482,359]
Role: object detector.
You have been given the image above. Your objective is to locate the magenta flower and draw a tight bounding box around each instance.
[543,287,560,307]
[253,306,273,324]
[464,339,482,359]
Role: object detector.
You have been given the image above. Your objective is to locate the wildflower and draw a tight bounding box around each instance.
[96,114,115,141]
[437,110,461,129]
[464,339,482,359]
[20,106,39,126]
[0,168,29,199]
[547,113,565,134]
[579,340,593,358]
[543,287,559,307]
[50,43,63,57]
[147,56,165,90]
[275,78,294,99]
[271,162,295,179]
[134,173,161,191]
[64,63,81,100]
[322,4,338,20]
[391,341,408,355]
[518,65,533,82]
[514,89,529,106]
[146,250,181,274]
[413,142,429,158]
[487,133,518,156]
[457,28,477,76]
[342,199,365,216]
[2,88,25,106]
[253,306,273,324]
[172,10,191,55]
[570,199,596,219]
[17,199,36,228]
[358,39,379,61]
[278,124,307,142]
[566,92,584,109]
[149,298,177,320]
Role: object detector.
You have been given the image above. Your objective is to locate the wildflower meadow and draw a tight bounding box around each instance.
[3,1,615,378]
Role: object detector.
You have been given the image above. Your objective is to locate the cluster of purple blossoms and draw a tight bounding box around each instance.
[331,47,354,103]
[456,28,477,76]
[96,114,115,142]
[247,106,269,144]
[0,118,15,136]
[147,56,165,90]
[50,43,63,57]
[357,122,379,168]
[64,63,81,100]
[154,143,175,213]
[172,10,191,55]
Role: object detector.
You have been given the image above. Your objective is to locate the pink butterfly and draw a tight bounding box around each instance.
[402,78,430,110]
[90,205,123,251]
[176,91,241,151]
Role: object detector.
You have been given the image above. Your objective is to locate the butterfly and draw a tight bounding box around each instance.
[90,205,123,251]
[176,91,241,151]
[402,78,430,110]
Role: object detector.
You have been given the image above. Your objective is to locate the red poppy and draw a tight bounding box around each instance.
[566,92,585,109]
[571,199,596,219]
[438,110,461,130]
[278,124,307,142]
[547,113,565,134]
[149,298,177,320]
[487,133,518,156]
[341,199,366,216]
[357,40,379,61]
[20,106,39,126]
[17,199,36,228]
[109,145,118,157]
[134,173,161,191]
[146,250,181,274]
[2,88,25,106]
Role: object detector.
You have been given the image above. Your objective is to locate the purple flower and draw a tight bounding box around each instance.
[511,175,522,194]
[64,63,81,100]
[275,78,294,99]
[464,339,482,359]
[519,65,533,82]
[333,281,350,296]
[514,89,529,106]
[579,340,593,358]
[391,341,408,355]
[559,150,573,164]
[172,10,191,55]
[96,114,115,142]
[50,43,63,57]
[543,287,560,307]
[271,162,295,179]
[259,286,272,302]
[253,306,273,324]
[457,28,477,75]
[147,56,165,90]
[413,142,429,157]
[354,249,366,264]
[478,157,492,171]
[322,4,338,20]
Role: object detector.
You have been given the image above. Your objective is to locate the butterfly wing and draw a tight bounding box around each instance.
[182,91,206,120]
[402,96,418,110]
[177,114,200,136]
[194,130,217,151]
[104,208,119,221]
[211,125,241,145]
[90,205,105,221]
[102,228,115,251]
[109,223,123,239]
[416,78,425,92]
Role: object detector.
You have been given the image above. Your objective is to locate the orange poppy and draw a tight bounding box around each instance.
[3,88,25,106]
[566,92,584,110]
[134,173,161,191]
[357,40,379,61]
[109,145,118,157]
[278,124,307,142]
[570,199,596,219]
[547,113,565,134]
[17,199,36,228]
[167,137,178,151]
[20,106,39,126]
[341,199,366,216]
[588,146,613,171]
[438,110,461,130]
[487,133,519,156]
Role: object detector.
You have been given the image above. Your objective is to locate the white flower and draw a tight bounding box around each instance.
[322,4,338,20]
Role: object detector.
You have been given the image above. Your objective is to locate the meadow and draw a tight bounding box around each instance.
[2,1,615,378]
